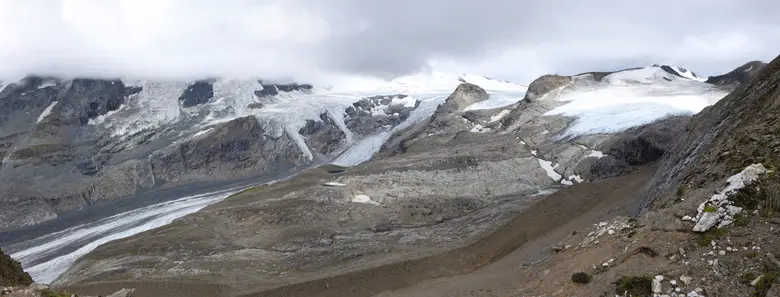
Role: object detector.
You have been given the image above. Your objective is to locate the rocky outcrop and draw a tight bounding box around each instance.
[254,80,313,98]
[379,83,489,156]
[0,248,31,287]
[299,113,347,156]
[523,75,572,102]
[705,61,766,86]
[344,94,418,136]
[178,80,214,108]
[150,116,305,186]
[434,83,488,114]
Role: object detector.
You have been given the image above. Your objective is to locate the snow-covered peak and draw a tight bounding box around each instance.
[669,65,706,82]
[602,65,706,85]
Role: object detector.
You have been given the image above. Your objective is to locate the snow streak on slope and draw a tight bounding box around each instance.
[36,101,58,123]
[8,188,237,284]
[545,66,729,136]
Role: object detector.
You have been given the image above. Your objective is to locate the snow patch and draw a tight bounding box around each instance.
[38,82,57,89]
[390,95,418,108]
[352,194,380,205]
[36,101,58,123]
[88,104,126,125]
[322,182,346,187]
[192,128,213,138]
[489,109,511,123]
[537,158,562,181]
[587,150,605,159]
[692,164,769,232]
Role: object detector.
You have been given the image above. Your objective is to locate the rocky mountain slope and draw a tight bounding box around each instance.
[41,63,758,297]
[0,77,424,231]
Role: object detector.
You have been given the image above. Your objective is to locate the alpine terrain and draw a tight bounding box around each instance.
[2,55,780,297]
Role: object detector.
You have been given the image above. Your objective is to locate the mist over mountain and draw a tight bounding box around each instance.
[1,0,779,83]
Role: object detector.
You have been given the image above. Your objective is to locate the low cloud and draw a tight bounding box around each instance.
[1,0,778,83]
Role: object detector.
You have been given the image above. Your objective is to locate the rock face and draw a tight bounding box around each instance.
[178,80,214,108]
[379,83,490,156]
[150,116,306,186]
[254,80,313,98]
[344,94,418,136]
[299,113,347,156]
[705,61,767,86]
[434,83,488,113]
[523,75,572,102]
[0,77,422,231]
[0,248,32,287]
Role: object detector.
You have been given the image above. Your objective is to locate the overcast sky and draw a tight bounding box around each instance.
[1,0,778,83]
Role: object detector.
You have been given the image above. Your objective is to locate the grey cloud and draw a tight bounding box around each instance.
[0,0,778,83]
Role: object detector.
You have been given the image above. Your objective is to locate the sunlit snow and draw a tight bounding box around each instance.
[544,67,728,136]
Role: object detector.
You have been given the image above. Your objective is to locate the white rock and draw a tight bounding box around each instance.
[652,278,663,293]
[670,280,677,286]
[718,250,726,256]
[322,182,346,187]
[693,164,768,232]
[687,291,699,297]
[682,215,694,221]
[751,275,764,286]
[352,194,380,205]
[679,276,692,285]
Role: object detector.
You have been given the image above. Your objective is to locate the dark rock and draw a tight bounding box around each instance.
[705,61,766,86]
[0,248,32,287]
[636,246,658,257]
[299,113,347,156]
[124,85,143,97]
[150,116,305,185]
[53,79,127,125]
[572,272,592,284]
[601,116,689,166]
[255,80,313,98]
[524,75,571,102]
[343,94,418,136]
[179,80,214,108]
[247,102,264,109]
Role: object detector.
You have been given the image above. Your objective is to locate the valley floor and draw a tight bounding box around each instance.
[63,166,655,297]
